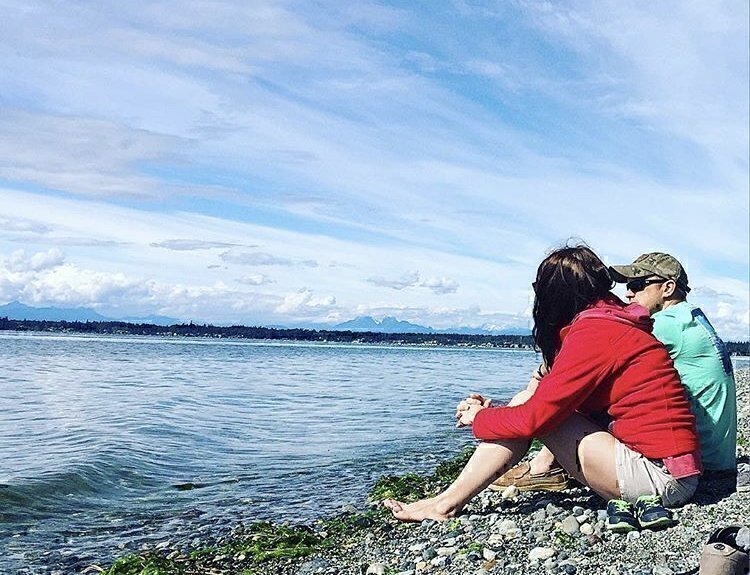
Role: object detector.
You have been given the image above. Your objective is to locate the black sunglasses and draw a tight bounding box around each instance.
[626,277,668,293]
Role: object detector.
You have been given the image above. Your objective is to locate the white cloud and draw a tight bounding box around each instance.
[151,239,245,251]
[366,270,420,290]
[275,288,337,315]
[4,248,66,273]
[220,250,318,267]
[237,274,275,286]
[0,216,51,234]
[0,111,181,198]
[366,271,459,295]
[420,276,459,295]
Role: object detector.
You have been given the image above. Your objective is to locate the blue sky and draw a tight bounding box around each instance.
[0,1,748,338]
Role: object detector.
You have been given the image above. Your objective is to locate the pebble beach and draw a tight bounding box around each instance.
[101,368,749,575]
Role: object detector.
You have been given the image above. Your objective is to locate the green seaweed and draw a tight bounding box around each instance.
[104,554,183,575]
[433,445,476,482]
[319,509,382,538]
[529,438,544,452]
[737,430,748,448]
[457,541,484,555]
[230,521,322,561]
[553,529,577,549]
[369,472,431,502]
[369,445,478,503]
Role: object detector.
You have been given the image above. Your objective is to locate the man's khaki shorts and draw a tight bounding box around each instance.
[615,441,699,507]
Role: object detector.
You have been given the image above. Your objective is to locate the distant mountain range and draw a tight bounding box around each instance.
[331,315,531,336]
[0,301,178,326]
[0,303,531,336]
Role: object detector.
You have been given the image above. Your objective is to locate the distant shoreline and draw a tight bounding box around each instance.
[0,317,537,349]
[0,317,750,356]
[1,317,748,354]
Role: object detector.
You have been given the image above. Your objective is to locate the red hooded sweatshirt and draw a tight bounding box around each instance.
[472,296,700,461]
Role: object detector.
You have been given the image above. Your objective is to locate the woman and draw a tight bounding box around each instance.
[383,245,701,523]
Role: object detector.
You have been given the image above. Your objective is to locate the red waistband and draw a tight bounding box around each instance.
[663,450,703,479]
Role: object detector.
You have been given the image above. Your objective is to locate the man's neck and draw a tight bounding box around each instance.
[660,298,686,312]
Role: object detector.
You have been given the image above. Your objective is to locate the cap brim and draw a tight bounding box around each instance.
[608,265,650,283]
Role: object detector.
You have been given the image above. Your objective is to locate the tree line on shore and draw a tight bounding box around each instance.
[0,317,748,354]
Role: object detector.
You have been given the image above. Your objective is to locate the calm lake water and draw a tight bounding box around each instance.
[0,332,543,574]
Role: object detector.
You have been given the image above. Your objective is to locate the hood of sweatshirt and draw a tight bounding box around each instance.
[558,295,653,342]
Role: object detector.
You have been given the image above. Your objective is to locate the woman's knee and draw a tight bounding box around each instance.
[508,389,534,407]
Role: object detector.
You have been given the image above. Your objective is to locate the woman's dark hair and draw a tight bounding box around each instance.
[532,244,613,367]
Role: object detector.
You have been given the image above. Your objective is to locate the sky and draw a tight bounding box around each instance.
[0,0,748,339]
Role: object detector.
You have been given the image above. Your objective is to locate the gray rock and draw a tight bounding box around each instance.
[651,567,674,575]
[466,550,483,562]
[496,519,519,535]
[560,515,581,536]
[430,555,448,567]
[297,558,331,575]
[422,547,437,560]
[528,546,555,562]
[532,508,547,522]
[737,526,750,551]
[501,485,519,500]
[365,564,386,575]
[560,562,578,575]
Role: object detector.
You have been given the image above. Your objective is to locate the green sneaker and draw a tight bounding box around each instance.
[605,499,639,533]
[634,495,676,530]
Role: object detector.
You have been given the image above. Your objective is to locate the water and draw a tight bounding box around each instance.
[0,332,540,573]
[1,333,747,574]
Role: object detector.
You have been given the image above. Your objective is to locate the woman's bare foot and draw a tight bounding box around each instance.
[382,497,459,522]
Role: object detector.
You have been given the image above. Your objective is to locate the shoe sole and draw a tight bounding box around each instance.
[639,517,676,530]
[606,521,638,534]
[488,481,569,492]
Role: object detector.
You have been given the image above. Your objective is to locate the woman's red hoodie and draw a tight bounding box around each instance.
[472,296,700,460]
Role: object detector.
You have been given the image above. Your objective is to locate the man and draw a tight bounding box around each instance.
[492,252,737,492]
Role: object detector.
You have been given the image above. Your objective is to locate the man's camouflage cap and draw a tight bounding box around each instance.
[609,252,690,292]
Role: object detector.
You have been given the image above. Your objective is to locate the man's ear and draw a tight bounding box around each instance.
[662,280,677,298]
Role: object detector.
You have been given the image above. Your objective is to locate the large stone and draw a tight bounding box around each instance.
[422,547,437,560]
[366,563,387,575]
[437,546,457,556]
[528,547,556,562]
[487,533,504,545]
[531,508,547,522]
[496,519,522,540]
[560,515,581,536]
[626,530,641,541]
[501,485,519,500]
